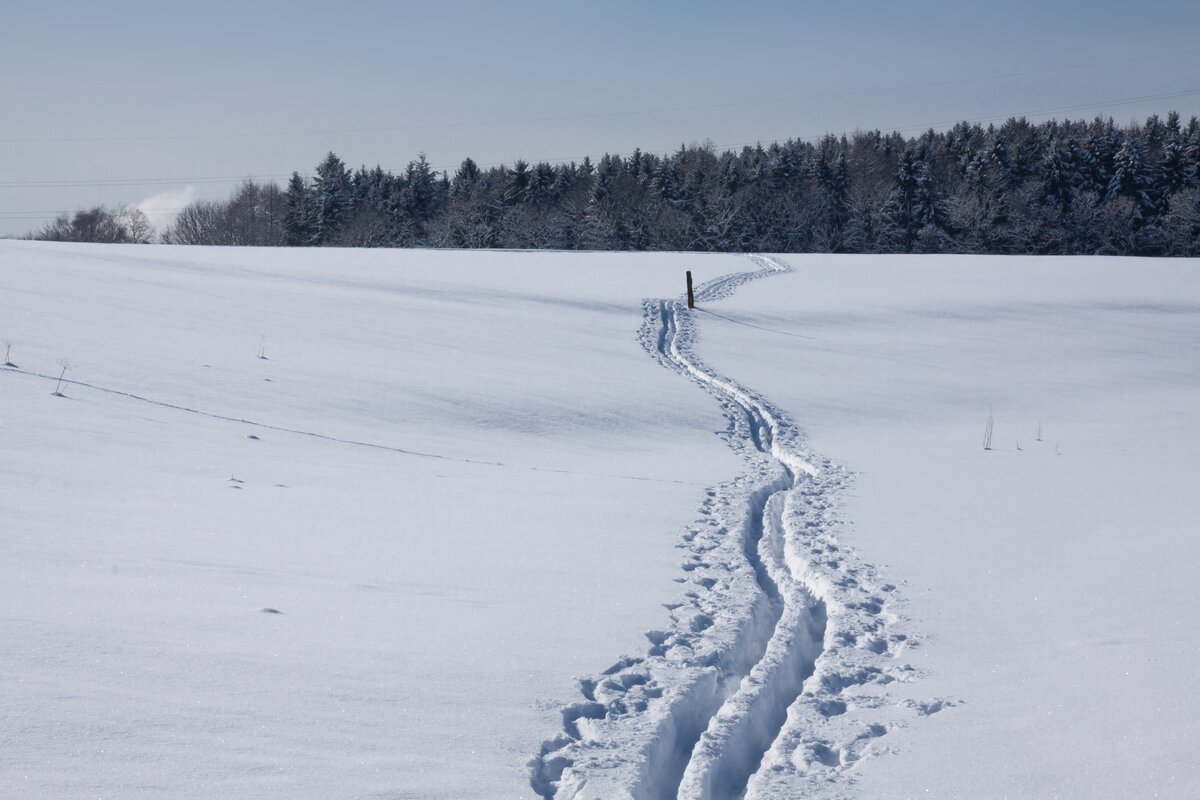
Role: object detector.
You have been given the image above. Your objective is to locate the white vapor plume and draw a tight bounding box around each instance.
[137,185,197,232]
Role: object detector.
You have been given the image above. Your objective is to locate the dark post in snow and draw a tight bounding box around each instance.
[686,271,695,309]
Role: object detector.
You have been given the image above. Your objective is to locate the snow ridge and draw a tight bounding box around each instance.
[530,256,924,799]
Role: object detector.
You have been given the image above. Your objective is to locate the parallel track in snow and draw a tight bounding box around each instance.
[653,257,825,800]
[531,255,919,800]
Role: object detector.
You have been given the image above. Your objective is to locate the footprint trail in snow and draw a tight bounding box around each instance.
[531,256,943,800]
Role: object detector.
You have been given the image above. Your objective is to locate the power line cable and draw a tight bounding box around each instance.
[0,207,189,218]
[4,84,1198,194]
[695,308,821,341]
[1,48,1197,145]
[0,173,295,189]
[712,88,1200,152]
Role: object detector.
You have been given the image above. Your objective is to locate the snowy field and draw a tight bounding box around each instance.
[2,242,1198,799]
[699,256,1200,799]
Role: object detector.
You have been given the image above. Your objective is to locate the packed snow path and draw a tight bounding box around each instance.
[531,256,920,799]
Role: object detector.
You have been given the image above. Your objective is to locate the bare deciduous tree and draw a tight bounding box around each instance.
[162,181,286,246]
[29,205,152,244]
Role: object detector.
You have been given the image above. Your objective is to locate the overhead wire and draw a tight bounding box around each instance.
[3,82,1199,196]
[1,46,1197,145]
[695,308,822,341]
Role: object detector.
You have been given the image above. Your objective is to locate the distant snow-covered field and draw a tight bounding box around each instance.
[2,242,1197,799]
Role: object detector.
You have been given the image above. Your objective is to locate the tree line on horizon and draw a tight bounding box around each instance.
[26,112,1200,256]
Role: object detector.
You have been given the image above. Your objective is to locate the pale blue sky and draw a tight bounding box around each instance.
[2,0,1198,235]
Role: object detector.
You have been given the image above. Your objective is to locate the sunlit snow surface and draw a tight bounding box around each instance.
[2,243,1198,799]
[699,255,1200,800]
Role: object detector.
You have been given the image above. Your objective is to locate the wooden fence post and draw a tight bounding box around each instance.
[686,270,695,309]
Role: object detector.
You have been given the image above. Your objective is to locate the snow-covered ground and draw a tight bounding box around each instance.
[0,242,745,799]
[697,255,1200,799]
[3,243,1198,799]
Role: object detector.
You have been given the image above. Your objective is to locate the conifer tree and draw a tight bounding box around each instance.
[311,152,351,245]
[284,172,313,246]
[1107,135,1159,224]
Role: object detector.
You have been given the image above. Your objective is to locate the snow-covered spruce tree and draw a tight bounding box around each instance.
[552,162,576,198]
[1040,136,1078,215]
[388,154,443,245]
[284,172,314,246]
[1160,133,1187,203]
[528,161,558,206]
[1183,126,1200,190]
[408,155,441,217]
[1106,134,1161,228]
[310,152,352,245]
[877,145,947,253]
[451,157,480,194]
[911,155,950,252]
[504,160,530,206]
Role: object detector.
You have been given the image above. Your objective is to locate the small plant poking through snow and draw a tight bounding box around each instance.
[1036,420,1043,442]
[3,340,15,368]
[983,414,994,450]
[257,336,268,360]
[52,359,72,397]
